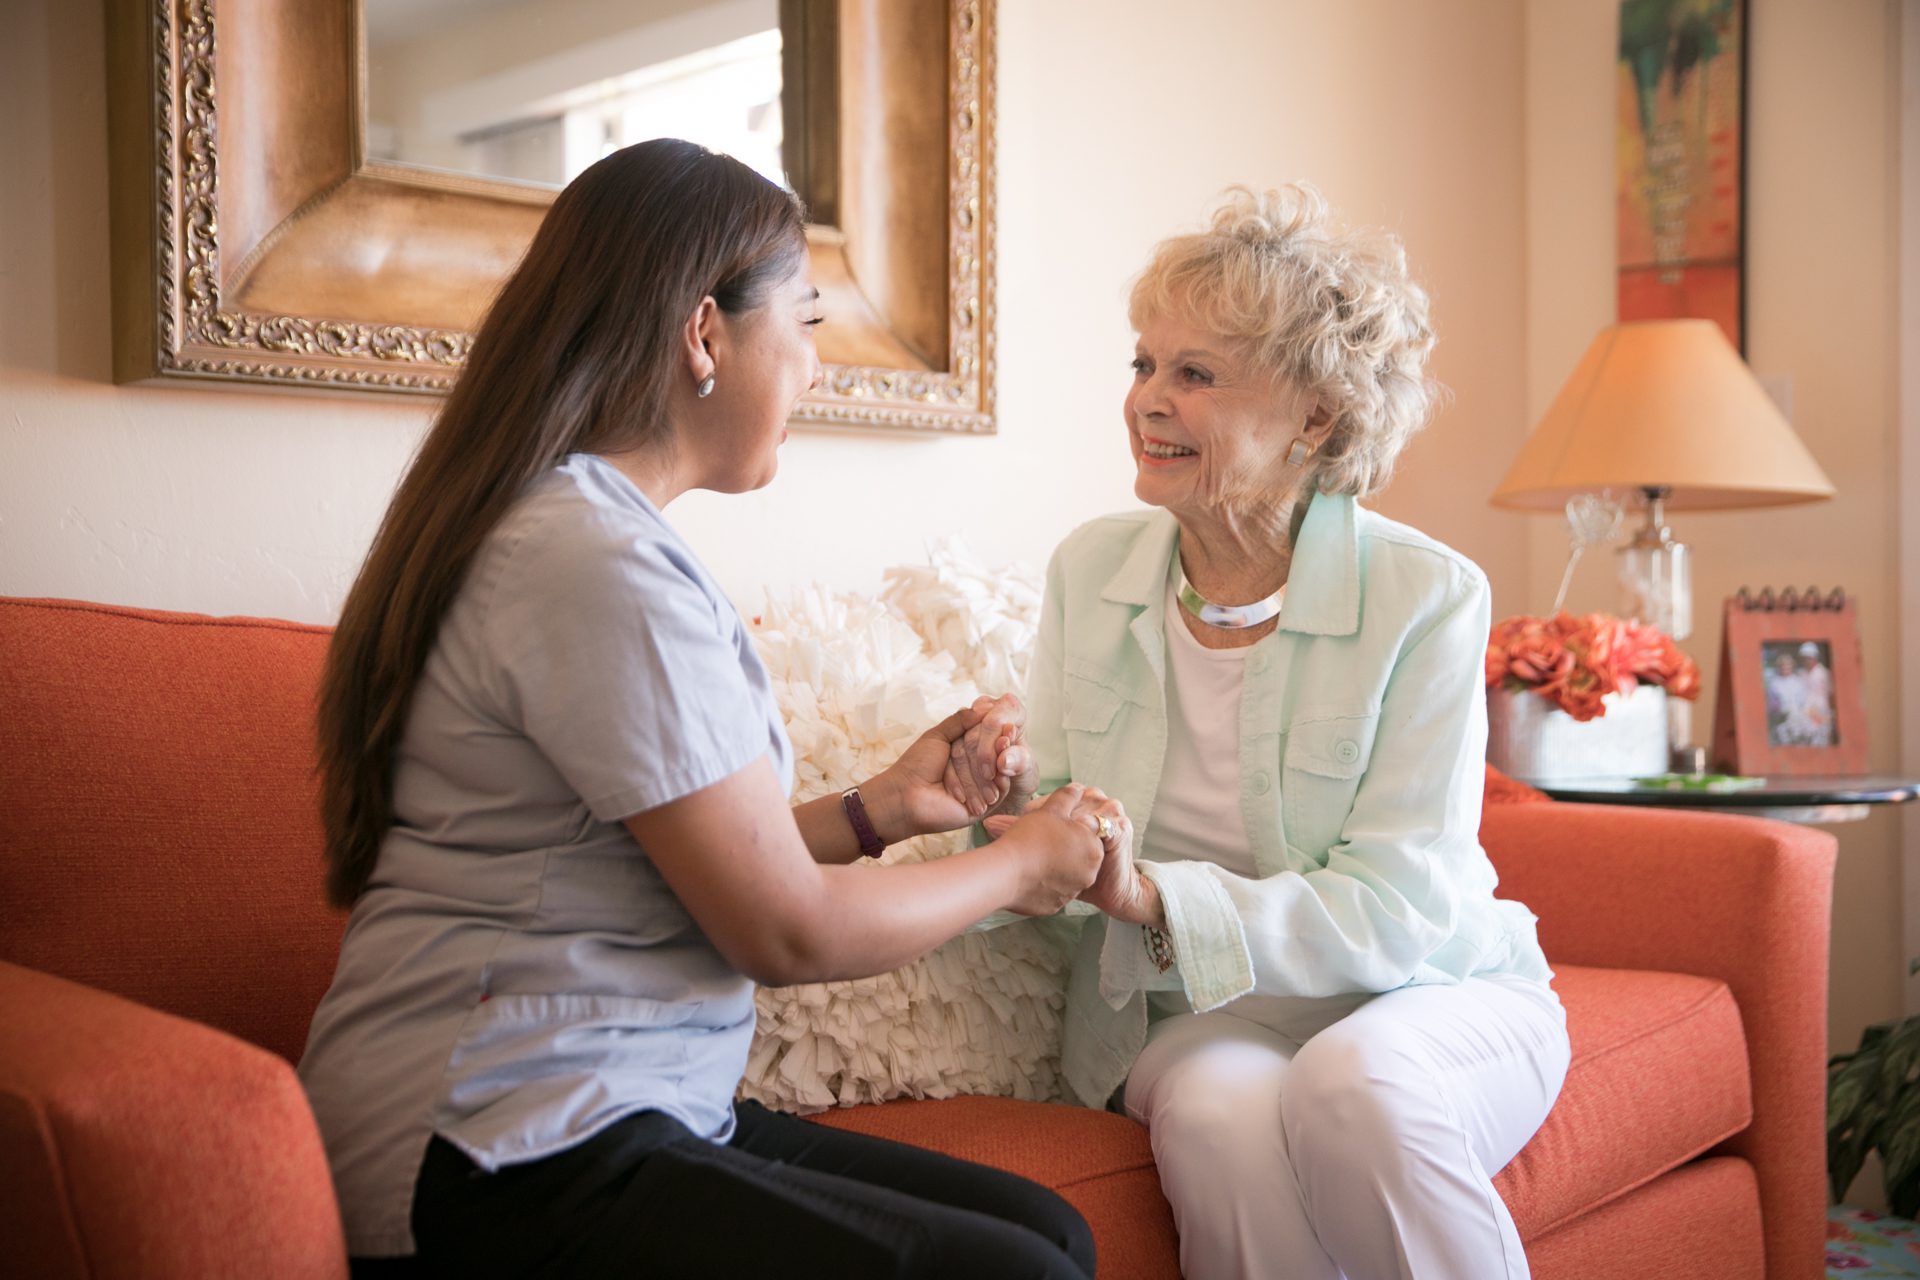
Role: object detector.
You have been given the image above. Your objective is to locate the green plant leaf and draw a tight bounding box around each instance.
[1882,1084,1920,1200]
[1832,1048,1887,1129]
[1832,1127,1876,1203]
[1832,1070,1872,1126]
[1884,1017,1920,1095]
[1832,1107,1884,1205]
[1831,1047,1892,1200]
[1832,1022,1894,1070]
[1894,1164,1920,1221]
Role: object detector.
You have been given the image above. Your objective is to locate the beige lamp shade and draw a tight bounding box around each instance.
[1492,319,1835,512]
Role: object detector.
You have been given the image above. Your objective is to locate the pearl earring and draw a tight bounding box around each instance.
[697,373,716,398]
[1286,437,1313,467]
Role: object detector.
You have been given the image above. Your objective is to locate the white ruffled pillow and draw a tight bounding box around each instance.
[736,542,1066,1112]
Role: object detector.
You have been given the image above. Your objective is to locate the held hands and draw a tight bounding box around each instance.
[864,698,1036,843]
[986,785,1106,916]
[985,789,1163,927]
[943,694,1038,820]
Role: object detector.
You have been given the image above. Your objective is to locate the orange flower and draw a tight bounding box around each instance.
[1663,652,1702,700]
[1488,611,1700,718]
[1489,616,1574,692]
[1617,620,1702,701]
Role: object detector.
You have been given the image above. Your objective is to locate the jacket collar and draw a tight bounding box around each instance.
[1100,512,1180,608]
[1099,493,1361,638]
[1280,492,1361,636]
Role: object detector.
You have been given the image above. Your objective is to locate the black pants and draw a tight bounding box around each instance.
[380,1100,1095,1279]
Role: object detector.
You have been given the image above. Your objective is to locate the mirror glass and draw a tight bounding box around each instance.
[364,0,785,190]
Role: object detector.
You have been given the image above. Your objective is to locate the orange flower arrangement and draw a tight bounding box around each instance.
[1486,612,1701,722]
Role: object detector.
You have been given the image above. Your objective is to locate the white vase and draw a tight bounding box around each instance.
[1486,684,1669,782]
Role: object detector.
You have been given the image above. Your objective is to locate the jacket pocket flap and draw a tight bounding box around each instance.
[1285,713,1379,779]
[1061,677,1124,732]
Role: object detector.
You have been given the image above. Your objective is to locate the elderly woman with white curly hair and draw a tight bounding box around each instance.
[958,185,1571,1279]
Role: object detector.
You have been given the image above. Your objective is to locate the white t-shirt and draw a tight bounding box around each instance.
[1141,574,1263,878]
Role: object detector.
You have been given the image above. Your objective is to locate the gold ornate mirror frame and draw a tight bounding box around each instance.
[105,0,996,433]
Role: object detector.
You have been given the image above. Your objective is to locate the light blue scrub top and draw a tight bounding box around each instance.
[298,453,793,1257]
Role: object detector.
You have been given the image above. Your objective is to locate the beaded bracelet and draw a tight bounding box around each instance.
[1143,924,1176,974]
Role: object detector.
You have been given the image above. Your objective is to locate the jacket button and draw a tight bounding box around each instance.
[1335,740,1360,763]
[1252,773,1272,795]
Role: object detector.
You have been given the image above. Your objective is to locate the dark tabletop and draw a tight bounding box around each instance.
[1532,774,1920,808]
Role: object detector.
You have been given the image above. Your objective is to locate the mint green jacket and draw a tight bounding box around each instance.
[1029,494,1552,1109]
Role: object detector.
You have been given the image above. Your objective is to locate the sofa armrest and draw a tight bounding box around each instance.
[1480,802,1835,1280]
[0,960,347,1280]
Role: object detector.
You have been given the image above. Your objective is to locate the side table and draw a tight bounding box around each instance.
[1529,775,1919,825]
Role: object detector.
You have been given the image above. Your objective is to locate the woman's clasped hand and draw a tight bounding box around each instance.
[887,700,1108,917]
[966,701,1158,929]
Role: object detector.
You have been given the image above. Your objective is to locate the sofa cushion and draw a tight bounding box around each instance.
[741,567,1069,1112]
[1494,964,1752,1238]
[812,963,1751,1272]
[0,599,343,1064]
[811,1094,1179,1280]
[1522,1156,1764,1280]
[0,960,347,1280]
[1485,763,1551,805]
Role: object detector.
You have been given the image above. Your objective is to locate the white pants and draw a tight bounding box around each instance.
[1123,975,1569,1280]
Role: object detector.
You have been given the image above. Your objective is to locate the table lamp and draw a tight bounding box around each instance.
[1492,319,1834,644]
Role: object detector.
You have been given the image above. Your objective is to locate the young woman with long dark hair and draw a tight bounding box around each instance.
[299,138,1103,1280]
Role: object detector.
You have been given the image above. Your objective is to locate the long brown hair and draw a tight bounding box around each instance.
[318,139,805,907]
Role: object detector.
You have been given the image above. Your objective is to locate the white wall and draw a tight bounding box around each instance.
[0,1,429,621]
[2,0,1528,626]
[682,0,1534,613]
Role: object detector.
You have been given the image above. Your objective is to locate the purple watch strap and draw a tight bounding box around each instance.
[841,787,887,858]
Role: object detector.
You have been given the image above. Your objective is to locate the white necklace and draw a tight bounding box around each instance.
[1177,570,1286,629]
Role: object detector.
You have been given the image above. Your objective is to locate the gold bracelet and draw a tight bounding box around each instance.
[1143,924,1176,973]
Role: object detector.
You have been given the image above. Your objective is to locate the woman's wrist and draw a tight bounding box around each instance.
[1130,873,1167,929]
[982,831,1031,901]
[857,768,914,845]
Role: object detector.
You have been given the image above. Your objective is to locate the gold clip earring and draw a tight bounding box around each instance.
[1286,437,1312,467]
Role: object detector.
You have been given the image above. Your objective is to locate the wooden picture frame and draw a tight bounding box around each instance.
[1710,588,1869,775]
[104,0,996,434]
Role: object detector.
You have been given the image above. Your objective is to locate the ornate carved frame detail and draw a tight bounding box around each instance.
[106,0,997,433]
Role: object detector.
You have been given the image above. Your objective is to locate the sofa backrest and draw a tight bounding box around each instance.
[0,598,345,1064]
[0,592,1555,1072]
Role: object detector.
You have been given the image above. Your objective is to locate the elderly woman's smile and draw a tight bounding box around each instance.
[1138,436,1198,462]
[1125,313,1327,529]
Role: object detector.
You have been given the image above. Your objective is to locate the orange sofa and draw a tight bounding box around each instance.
[0,597,1836,1279]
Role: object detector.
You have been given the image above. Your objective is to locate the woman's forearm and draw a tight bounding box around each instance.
[791,787,876,865]
[784,848,1026,982]
[791,769,925,864]
[632,759,1098,986]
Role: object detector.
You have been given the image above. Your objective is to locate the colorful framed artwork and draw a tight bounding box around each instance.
[1616,0,1747,351]
[1710,588,1869,776]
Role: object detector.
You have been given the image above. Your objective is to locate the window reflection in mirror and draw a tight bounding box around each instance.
[363,0,785,190]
